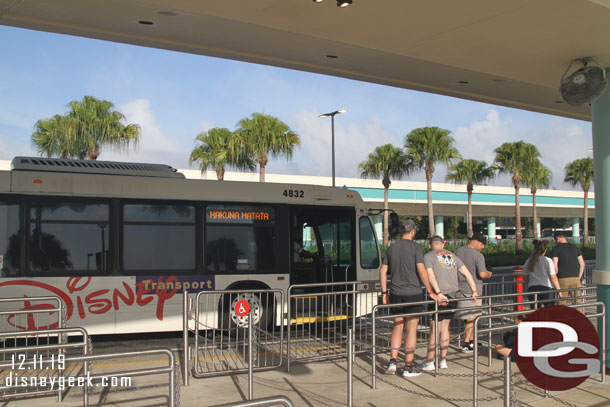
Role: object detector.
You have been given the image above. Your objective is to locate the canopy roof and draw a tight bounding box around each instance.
[1,0,609,121]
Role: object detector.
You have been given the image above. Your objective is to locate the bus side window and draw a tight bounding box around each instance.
[122,204,196,273]
[205,205,277,274]
[0,203,20,277]
[28,202,110,273]
[359,217,380,269]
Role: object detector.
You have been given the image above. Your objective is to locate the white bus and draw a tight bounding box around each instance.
[0,157,382,334]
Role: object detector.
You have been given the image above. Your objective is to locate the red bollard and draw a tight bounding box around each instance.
[513,266,524,311]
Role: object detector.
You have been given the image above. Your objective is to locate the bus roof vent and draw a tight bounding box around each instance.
[10,157,185,179]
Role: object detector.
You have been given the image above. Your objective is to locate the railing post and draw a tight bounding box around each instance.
[348,327,353,407]
[473,317,479,407]
[248,312,253,401]
[183,290,190,386]
[83,335,89,407]
[513,267,524,311]
[602,303,606,384]
[434,301,439,376]
[372,306,377,389]
[504,356,511,407]
[488,297,493,367]
[287,286,292,373]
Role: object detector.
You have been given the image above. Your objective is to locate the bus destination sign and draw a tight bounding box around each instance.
[206,206,275,224]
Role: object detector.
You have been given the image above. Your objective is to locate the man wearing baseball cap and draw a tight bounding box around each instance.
[455,233,493,352]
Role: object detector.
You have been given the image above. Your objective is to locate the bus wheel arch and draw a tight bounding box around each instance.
[219,281,275,333]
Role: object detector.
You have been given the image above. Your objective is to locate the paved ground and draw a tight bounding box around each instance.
[2,337,608,407]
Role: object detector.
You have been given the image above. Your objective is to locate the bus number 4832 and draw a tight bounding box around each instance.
[283,189,304,198]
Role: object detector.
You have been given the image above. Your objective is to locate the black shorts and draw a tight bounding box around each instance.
[389,293,425,316]
[428,299,458,321]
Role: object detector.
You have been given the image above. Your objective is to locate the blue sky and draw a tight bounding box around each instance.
[0,25,593,189]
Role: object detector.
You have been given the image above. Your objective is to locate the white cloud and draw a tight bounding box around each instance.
[100,99,191,167]
[266,109,401,178]
[449,110,592,189]
[453,109,512,165]
[529,119,592,189]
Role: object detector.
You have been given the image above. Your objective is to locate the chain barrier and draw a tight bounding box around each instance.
[514,379,580,407]
[353,358,504,404]
[430,370,503,378]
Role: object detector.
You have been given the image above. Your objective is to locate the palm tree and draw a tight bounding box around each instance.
[67,96,141,160]
[359,144,410,245]
[32,114,74,158]
[493,141,541,253]
[405,126,461,235]
[445,159,496,237]
[189,128,255,180]
[523,161,552,239]
[564,158,594,247]
[236,113,300,182]
[31,96,141,160]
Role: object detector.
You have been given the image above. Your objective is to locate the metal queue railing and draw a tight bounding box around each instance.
[0,327,179,406]
[0,296,65,335]
[211,396,295,407]
[64,348,179,407]
[0,296,68,401]
[286,281,380,371]
[472,301,606,407]
[371,286,598,389]
[0,327,89,403]
[475,287,598,365]
[186,289,284,378]
[483,263,596,298]
[177,270,602,403]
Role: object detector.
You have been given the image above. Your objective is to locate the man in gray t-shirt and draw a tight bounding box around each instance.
[380,219,445,377]
[454,233,493,352]
[385,239,426,296]
[421,235,478,370]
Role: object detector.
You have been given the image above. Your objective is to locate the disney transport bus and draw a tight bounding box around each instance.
[0,157,381,334]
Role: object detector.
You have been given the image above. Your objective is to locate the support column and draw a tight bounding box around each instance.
[592,68,610,369]
[373,215,383,244]
[434,215,444,238]
[487,216,496,243]
[572,217,580,243]
[536,217,541,240]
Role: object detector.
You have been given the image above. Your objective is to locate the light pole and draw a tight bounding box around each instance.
[319,109,347,187]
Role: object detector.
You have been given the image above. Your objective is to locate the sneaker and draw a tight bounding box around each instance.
[421,360,435,371]
[402,365,422,377]
[384,360,397,375]
[462,342,473,353]
[439,359,448,369]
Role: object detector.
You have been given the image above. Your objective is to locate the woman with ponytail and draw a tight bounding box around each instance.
[523,240,562,308]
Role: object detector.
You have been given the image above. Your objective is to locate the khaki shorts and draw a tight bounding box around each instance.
[456,291,484,321]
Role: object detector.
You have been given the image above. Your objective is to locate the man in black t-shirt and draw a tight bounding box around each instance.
[551,231,585,311]
[380,219,446,377]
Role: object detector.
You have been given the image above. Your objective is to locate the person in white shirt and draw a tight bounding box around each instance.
[523,240,562,309]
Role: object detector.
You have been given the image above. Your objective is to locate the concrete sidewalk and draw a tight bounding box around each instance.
[3,346,608,407]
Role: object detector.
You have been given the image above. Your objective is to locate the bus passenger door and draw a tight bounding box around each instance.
[290,208,355,286]
[291,222,324,286]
